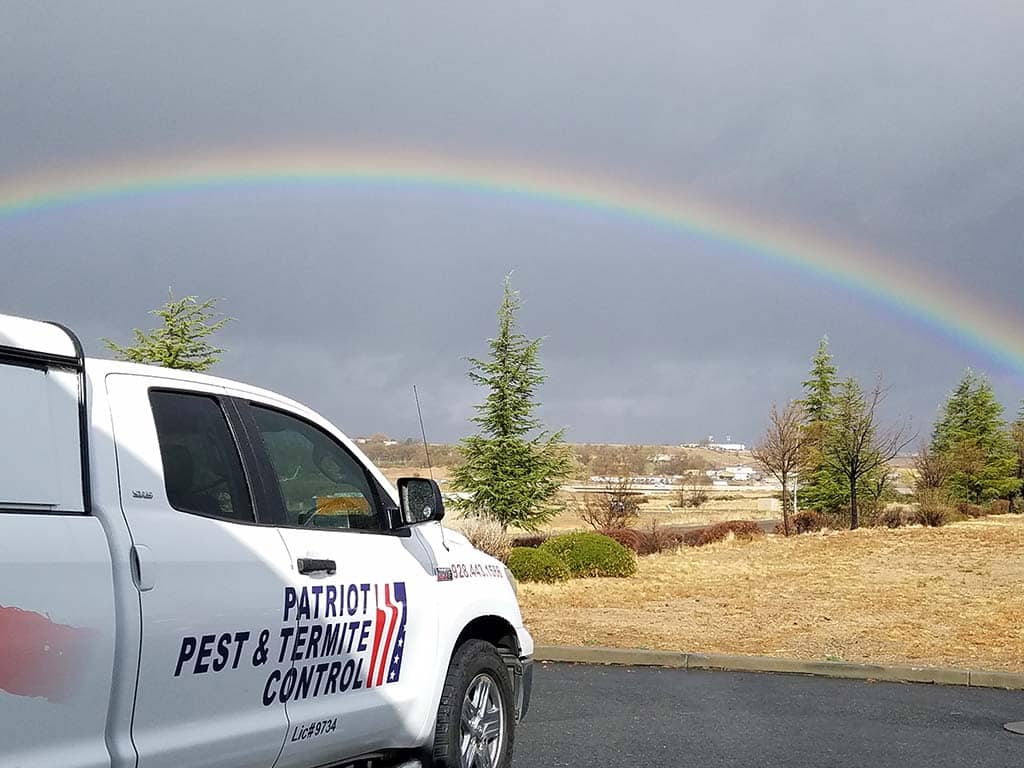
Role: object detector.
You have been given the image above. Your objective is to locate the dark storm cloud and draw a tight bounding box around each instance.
[2,1,1022,442]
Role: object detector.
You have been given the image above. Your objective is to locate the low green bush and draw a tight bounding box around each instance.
[539,531,638,578]
[506,547,570,583]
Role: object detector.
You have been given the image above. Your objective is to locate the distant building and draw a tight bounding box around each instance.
[705,464,760,484]
[707,442,747,452]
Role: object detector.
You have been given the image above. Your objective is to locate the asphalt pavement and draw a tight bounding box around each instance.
[513,662,1024,767]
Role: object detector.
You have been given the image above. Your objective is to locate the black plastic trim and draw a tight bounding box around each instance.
[45,322,92,516]
[0,344,79,370]
[0,507,90,517]
[222,396,287,527]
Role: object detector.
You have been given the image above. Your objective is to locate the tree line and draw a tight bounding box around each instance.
[109,290,1023,538]
[754,338,1024,533]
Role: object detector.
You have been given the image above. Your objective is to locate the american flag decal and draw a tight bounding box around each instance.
[366,582,407,688]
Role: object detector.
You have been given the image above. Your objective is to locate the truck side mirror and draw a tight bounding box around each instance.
[396,477,445,525]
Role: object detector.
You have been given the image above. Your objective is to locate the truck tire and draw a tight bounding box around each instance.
[431,639,515,768]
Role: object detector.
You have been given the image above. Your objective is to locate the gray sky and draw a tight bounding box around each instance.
[2,1,1023,443]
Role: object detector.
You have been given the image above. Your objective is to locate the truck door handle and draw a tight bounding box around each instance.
[297,558,336,575]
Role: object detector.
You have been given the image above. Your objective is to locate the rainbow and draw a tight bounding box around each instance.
[1,146,1022,373]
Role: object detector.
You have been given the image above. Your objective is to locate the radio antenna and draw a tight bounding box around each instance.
[413,385,447,551]
[413,385,435,482]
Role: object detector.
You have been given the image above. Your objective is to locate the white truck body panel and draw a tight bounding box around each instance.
[0,515,116,768]
[0,312,533,768]
[0,311,78,359]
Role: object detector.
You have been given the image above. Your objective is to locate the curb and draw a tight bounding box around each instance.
[534,646,1024,690]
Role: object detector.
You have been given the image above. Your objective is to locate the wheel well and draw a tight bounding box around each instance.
[454,615,520,657]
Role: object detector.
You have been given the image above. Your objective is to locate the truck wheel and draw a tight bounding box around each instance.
[432,639,515,768]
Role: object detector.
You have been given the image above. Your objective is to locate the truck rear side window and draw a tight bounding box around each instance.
[0,363,83,512]
[150,391,254,524]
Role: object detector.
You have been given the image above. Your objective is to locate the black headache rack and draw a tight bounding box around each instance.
[0,316,91,515]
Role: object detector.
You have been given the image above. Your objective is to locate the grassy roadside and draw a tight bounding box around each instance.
[518,516,1024,672]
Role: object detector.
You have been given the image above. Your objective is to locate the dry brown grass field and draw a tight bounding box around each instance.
[377,465,780,532]
[378,466,453,485]
[526,490,779,533]
[518,516,1024,672]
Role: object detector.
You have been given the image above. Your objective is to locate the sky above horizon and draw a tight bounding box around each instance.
[2,2,1023,443]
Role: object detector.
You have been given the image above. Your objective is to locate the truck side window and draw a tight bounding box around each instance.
[150,391,255,524]
[249,405,387,532]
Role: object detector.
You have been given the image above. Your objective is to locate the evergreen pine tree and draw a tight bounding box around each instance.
[450,276,573,531]
[802,337,838,424]
[798,337,847,514]
[104,291,230,372]
[930,370,1020,503]
[1011,403,1024,512]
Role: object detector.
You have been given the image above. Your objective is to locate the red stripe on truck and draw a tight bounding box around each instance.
[0,605,93,703]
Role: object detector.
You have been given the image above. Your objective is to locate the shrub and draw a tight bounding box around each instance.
[599,527,645,553]
[679,480,711,509]
[634,522,686,555]
[506,547,571,583]
[956,502,987,519]
[510,533,549,549]
[773,509,826,535]
[686,520,764,547]
[681,527,705,547]
[912,504,947,527]
[793,509,825,533]
[447,517,512,562]
[989,499,1011,516]
[539,532,638,578]
[877,506,910,529]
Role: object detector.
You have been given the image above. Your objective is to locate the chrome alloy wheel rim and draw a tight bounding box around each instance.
[459,672,505,768]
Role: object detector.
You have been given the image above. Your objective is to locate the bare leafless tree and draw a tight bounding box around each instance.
[577,476,641,530]
[912,440,953,492]
[680,473,711,509]
[822,378,916,529]
[751,401,806,535]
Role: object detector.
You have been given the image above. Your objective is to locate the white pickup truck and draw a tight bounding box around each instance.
[0,312,532,768]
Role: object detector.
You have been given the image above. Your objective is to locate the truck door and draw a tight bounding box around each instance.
[105,375,293,768]
[232,398,439,768]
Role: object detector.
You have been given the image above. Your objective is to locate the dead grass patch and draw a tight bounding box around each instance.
[524,491,778,534]
[519,516,1024,671]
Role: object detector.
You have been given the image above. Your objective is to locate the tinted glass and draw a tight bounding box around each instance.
[250,405,386,531]
[150,391,254,523]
